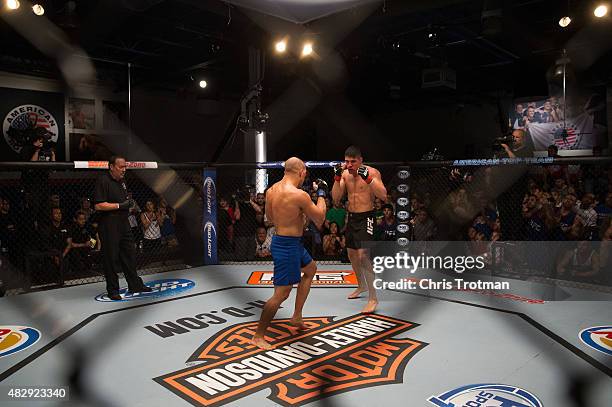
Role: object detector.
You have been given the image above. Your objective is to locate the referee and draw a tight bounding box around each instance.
[94,156,151,300]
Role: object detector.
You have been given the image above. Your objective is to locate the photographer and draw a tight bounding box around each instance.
[20,129,56,162]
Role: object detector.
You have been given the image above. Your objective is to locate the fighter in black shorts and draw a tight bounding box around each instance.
[331,146,388,313]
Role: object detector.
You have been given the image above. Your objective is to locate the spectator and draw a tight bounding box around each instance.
[233,189,258,261]
[79,197,95,223]
[510,103,524,128]
[576,193,598,240]
[377,204,398,241]
[411,208,437,241]
[595,192,612,226]
[322,222,346,257]
[65,211,99,273]
[522,194,549,240]
[140,200,162,251]
[126,194,141,244]
[324,199,346,232]
[159,203,178,247]
[556,241,600,283]
[0,198,16,255]
[254,226,272,259]
[551,194,577,240]
[39,207,68,273]
[374,198,384,225]
[218,197,235,255]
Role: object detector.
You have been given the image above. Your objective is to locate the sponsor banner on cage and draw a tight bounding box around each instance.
[452,157,554,166]
[0,326,41,358]
[579,326,612,356]
[95,279,195,302]
[155,314,426,407]
[247,270,358,285]
[428,383,543,407]
[203,169,218,265]
[73,161,158,169]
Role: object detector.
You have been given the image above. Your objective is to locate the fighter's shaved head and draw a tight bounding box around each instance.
[284,157,305,174]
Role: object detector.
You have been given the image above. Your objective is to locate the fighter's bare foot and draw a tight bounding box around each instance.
[361,300,378,314]
[251,336,274,350]
[347,288,367,299]
[290,318,308,331]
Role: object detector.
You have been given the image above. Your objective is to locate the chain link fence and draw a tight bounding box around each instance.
[0,162,204,295]
[1,158,610,296]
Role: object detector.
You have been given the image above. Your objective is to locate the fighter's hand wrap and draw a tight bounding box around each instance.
[333,164,343,182]
[313,179,329,198]
[357,166,373,184]
[118,199,132,210]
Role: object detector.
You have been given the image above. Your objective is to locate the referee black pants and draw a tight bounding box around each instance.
[99,218,144,295]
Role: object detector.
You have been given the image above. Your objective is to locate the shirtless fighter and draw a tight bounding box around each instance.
[251,157,327,350]
[332,146,387,313]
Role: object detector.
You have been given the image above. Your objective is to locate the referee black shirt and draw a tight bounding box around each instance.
[94,172,129,222]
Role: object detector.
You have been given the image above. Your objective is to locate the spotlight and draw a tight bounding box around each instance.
[558,16,571,27]
[199,80,207,89]
[32,3,44,15]
[275,40,287,53]
[6,0,20,10]
[594,4,608,17]
[301,42,313,57]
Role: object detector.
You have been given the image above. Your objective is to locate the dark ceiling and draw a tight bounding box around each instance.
[0,0,610,102]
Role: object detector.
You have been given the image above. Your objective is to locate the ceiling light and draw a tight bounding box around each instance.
[558,16,571,27]
[199,80,207,89]
[6,0,20,10]
[301,42,313,57]
[32,3,44,15]
[594,5,608,18]
[275,40,287,53]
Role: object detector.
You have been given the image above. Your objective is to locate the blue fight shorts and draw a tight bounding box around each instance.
[270,235,313,286]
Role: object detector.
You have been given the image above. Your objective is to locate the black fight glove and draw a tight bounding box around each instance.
[333,164,344,182]
[313,179,329,198]
[357,166,373,184]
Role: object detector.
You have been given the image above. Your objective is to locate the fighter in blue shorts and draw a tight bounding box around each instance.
[251,157,327,350]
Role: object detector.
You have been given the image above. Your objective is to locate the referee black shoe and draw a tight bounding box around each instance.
[108,293,122,301]
[129,285,153,294]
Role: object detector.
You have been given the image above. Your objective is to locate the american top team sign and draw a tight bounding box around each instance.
[2,104,59,153]
[155,314,426,406]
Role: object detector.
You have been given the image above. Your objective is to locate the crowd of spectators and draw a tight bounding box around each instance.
[0,189,180,288]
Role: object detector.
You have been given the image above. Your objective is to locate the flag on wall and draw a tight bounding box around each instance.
[0,87,65,161]
[528,113,595,150]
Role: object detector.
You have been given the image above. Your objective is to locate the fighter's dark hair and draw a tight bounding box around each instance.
[344,145,362,158]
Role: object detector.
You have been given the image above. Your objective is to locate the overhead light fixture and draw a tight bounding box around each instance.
[594,4,608,17]
[32,3,44,15]
[199,80,207,89]
[559,16,571,27]
[6,0,20,10]
[275,39,287,53]
[301,42,313,57]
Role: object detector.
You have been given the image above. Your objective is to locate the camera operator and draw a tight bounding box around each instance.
[497,129,534,159]
[20,129,56,162]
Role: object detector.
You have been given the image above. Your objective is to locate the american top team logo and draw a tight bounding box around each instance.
[2,104,59,153]
[155,314,426,406]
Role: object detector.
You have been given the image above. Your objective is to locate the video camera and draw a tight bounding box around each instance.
[492,134,513,152]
